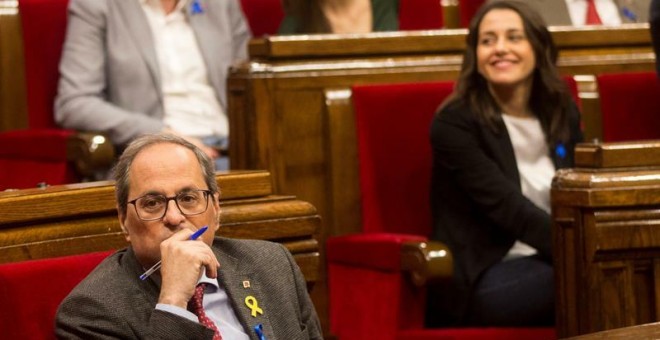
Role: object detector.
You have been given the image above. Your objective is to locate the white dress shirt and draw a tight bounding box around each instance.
[501,113,557,260]
[139,0,229,138]
[565,0,623,25]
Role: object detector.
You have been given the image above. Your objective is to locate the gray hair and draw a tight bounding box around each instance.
[113,133,219,217]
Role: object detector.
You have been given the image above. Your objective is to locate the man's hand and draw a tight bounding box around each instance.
[156,229,220,309]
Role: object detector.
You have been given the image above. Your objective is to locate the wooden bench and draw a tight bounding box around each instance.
[552,141,660,337]
[0,170,321,286]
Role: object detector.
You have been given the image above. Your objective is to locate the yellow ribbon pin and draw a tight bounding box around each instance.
[245,295,263,317]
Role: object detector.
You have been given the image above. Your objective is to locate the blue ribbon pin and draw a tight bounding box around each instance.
[190,0,204,14]
[254,323,267,340]
[621,7,637,22]
[555,143,567,159]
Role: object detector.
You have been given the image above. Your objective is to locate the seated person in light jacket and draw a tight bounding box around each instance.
[55,0,252,170]
[428,0,583,326]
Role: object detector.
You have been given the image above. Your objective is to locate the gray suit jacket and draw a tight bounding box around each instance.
[523,0,650,25]
[55,0,251,146]
[55,238,323,340]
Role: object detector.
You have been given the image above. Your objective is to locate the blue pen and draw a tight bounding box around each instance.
[139,225,209,280]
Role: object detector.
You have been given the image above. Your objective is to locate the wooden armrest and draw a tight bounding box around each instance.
[66,132,115,178]
[565,321,660,339]
[400,240,453,287]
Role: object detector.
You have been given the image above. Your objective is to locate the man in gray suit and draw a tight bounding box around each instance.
[55,0,251,169]
[56,133,323,339]
[516,0,649,25]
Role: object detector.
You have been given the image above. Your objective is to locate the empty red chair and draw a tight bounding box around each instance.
[596,72,660,142]
[0,251,113,340]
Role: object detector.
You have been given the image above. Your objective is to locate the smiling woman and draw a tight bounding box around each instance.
[426,0,584,327]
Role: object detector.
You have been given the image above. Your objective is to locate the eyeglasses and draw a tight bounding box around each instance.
[127,189,212,221]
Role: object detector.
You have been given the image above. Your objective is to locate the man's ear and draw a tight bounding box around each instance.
[117,205,130,242]
[213,192,221,231]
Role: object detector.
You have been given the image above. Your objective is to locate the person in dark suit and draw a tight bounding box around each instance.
[427,1,583,326]
[55,133,323,339]
[651,0,660,77]
[520,0,650,26]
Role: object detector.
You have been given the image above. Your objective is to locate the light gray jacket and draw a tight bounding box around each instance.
[55,0,251,145]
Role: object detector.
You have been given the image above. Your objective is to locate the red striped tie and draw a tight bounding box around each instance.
[585,0,603,25]
[189,283,222,340]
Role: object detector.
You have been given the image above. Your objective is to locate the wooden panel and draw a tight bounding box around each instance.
[0,171,321,288]
[552,141,660,337]
[0,1,28,131]
[324,89,362,237]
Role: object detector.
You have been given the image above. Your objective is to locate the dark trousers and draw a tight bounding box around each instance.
[467,255,554,326]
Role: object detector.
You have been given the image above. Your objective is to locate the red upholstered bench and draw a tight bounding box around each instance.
[327,81,558,340]
[0,251,113,340]
[596,72,660,142]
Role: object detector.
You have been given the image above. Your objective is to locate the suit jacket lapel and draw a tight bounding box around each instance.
[114,0,162,93]
[214,246,276,340]
[186,0,225,109]
[492,120,522,188]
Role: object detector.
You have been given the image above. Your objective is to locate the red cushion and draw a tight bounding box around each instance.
[597,72,660,142]
[459,0,486,27]
[353,81,455,236]
[327,233,427,270]
[0,251,113,340]
[239,0,284,37]
[0,129,72,160]
[398,327,557,340]
[399,0,444,30]
[0,129,76,190]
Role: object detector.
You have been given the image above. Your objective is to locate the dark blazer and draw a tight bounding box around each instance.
[56,237,323,340]
[651,0,660,77]
[429,100,583,290]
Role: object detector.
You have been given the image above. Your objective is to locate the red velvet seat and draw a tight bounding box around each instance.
[399,0,485,30]
[0,251,113,340]
[596,72,660,142]
[327,81,557,339]
[0,0,112,191]
[239,0,284,37]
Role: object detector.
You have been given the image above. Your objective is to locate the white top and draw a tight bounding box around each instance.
[501,114,556,260]
[140,0,228,138]
[564,0,623,25]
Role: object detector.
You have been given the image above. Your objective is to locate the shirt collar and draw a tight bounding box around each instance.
[198,267,220,291]
[139,0,190,14]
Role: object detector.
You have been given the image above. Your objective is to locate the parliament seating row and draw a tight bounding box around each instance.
[0,170,322,339]
[0,0,482,191]
[326,78,659,339]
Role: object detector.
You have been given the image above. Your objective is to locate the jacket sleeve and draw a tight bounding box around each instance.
[54,0,165,145]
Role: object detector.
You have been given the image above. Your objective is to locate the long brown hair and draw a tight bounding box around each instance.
[442,0,572,145]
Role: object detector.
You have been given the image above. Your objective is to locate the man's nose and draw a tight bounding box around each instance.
[162,199,185,225]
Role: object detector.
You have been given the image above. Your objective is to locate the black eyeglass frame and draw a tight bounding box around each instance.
[127,189,213,221]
